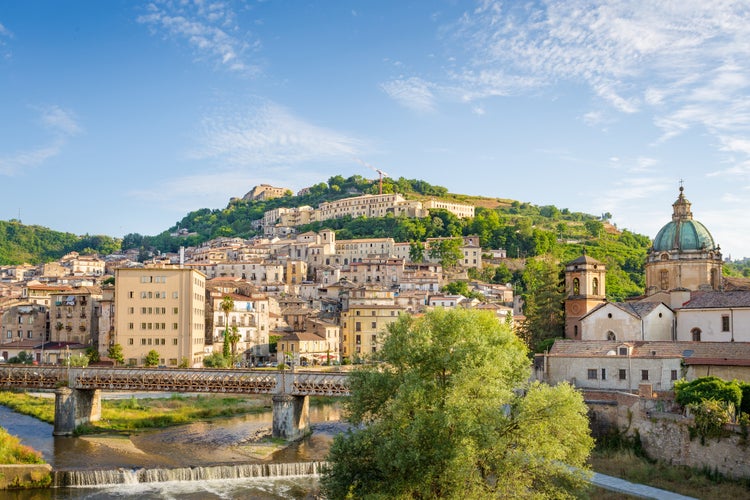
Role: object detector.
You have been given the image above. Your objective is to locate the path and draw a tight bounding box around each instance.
[592,471,697,499]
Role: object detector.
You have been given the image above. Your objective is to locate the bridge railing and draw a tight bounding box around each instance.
[0,366,349,396]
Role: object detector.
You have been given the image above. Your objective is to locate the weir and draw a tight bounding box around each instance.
[54,461,325,487]
[0,366,349,440]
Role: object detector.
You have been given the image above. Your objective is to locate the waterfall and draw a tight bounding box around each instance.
[54,461,325,487]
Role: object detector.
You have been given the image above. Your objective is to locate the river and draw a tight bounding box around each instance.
[0,398,345,498]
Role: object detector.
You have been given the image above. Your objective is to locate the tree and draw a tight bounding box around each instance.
[321,309,593,499]
[520,256,565,351]
[85,347,100,364]
[228,325,241,366]
[203,352,230,368]
[144,349,160,367]
[220,295,234,361]
[107,344,124,366]
[428,237,463,268]
[409,241,425,263]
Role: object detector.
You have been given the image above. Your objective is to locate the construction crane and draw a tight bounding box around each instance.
[355,158,390,195]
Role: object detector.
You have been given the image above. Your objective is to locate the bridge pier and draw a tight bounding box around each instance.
[272,394,310,441]
[53,387,101,436]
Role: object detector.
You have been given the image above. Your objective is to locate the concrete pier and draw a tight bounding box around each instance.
[53,387,101,436]
[272,394,310,441]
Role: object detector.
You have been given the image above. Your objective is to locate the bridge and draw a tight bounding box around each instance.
[0,365,349,440]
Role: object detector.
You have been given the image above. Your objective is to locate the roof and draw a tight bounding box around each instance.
[681,290,750,309]
[548,340,750,365]
[280,331,327,342]
[581,301,669,321]
[652,187,717,252]
[566,254,604,266]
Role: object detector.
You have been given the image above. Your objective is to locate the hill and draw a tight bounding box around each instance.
[0,174,653,300]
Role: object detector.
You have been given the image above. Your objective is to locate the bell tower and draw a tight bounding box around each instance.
[564,251,606,339]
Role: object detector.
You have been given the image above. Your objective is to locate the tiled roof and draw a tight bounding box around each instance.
[548,340,750,364]
[681,290,750,309]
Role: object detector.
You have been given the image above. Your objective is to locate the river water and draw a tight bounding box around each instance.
[0,398,345,499]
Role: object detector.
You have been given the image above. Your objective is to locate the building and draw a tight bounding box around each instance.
[564,253,607,339]
[423,199,475,218]
[340,287,402,360]
[645,186,722,295]
[49,288,101,346]
[114,267,206,367]
[243,184,290,201]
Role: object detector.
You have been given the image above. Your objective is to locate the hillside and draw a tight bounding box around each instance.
[0,174,653,300]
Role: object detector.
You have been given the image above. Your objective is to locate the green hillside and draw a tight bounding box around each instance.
[0,220,120,265]
[0,174,654,300]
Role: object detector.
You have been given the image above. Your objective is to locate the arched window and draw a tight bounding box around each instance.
[592,278,599,296]
[692,328,701,342]
[573,278,580,295]
[573,325,578,337]
[607,331,616,341]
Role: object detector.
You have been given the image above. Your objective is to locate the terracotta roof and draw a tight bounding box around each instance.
[548,340,750,364]
[721,276,750,291]
[280,331,326,342]
[682,290,750,309]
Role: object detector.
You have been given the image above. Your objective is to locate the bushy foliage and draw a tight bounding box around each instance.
[144,349,160,367]
[675,377,742,409]
[321,309,594,499]
[203,352,230,368]
[689,399,732,441]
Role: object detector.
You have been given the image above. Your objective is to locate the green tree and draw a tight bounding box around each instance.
[228,325,241,366]
[428,237,463,268]
[203,352,230,368]
[220,295,234,361]
[107,344,124,366]
[409,241,425,263]
[144,349,160,367]
[520,256,565,351]
[85,347,100,364]
[321,309,593,499]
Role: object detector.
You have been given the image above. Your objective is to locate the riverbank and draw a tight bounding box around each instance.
[0,427,52,489]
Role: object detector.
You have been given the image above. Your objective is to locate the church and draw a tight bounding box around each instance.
[537,187,750,392]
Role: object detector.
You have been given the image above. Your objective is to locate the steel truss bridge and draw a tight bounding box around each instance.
[0,365,350,396]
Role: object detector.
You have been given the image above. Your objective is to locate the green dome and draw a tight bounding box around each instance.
[653,219,715,252]
[652,186,717,252]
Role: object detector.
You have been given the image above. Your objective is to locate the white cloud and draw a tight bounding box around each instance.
[0,105,81,176]
[380,77,437,112]
[137,0,259,75]
[189,100,366,166]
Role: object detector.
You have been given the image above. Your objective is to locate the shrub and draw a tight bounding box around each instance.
[689,399,732,443]
[675,377,742,409]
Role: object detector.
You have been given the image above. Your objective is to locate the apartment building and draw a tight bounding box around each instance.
[335,238,395,263]
[211,291,271,364]
[49,288,101,345]
[340,287,402,360]
[114,267,206,367]
[423,199,475,218]
[341,258,404,286]
[1,303,48,347]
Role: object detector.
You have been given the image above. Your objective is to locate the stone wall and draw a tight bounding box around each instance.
[585,390,750,480]
[0,464,52,489]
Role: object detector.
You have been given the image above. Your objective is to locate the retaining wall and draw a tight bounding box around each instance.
[0,464,52,489]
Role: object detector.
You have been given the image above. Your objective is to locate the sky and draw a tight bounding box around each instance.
[2,1,750,258]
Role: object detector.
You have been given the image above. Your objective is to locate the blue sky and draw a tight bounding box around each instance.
[2,1,750,258]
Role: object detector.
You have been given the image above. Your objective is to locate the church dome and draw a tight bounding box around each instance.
[652,187,717,252]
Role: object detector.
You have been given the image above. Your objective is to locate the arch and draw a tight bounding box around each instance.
[592,277,599,296]
[572,278,580,295]
[606,331,616,341]
[691,328,701,341]
[660,253,669,261]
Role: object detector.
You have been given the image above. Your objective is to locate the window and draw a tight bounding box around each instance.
[141,339,147,345]
[128,338,134,345]
[692,328,701,342]
[722,315,730,332]
[573,278,580,295]
[601,368,607,380]
[587,369,597,380]
[574,325,578,337]
[671,370,678,381]
[592,277,599,296]
[641,370,649,381]
[355,322,361,332]
[607,331,616,341]
[618,347,628,356]
[172,323,178,330]
[173,338,178,345]
[371,321,377,329]
[619,369,626,380]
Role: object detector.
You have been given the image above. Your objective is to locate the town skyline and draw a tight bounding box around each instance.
[2,2,750,257]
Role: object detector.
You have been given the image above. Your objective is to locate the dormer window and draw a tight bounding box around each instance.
[618,346,629,356]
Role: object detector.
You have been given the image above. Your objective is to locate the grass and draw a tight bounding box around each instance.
[589,448,750,499]
[0,391,272,435]
[0,427,45,465]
